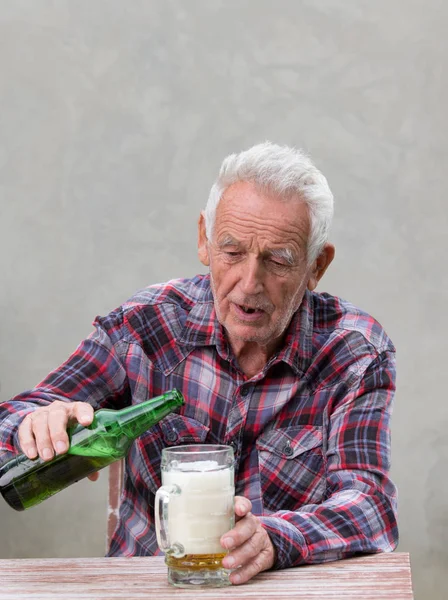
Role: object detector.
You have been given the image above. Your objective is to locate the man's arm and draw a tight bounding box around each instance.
[221,350,397,582]
[259,350,398,568]
[0,310,129,457]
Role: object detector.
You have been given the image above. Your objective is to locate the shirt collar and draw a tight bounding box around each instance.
[177,277,231,361]
[273,289,314,376]
[178,275,314,376]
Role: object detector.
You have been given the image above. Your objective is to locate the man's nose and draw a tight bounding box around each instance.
[239,257,265,295]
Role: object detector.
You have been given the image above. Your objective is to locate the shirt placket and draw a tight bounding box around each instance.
[225,381,254,475]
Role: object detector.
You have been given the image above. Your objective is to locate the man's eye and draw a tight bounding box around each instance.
[269,258,287,267]
[225,251,241,257]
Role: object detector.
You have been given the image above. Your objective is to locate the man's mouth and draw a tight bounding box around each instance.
[233,303,266,320]
[240,305,258,314]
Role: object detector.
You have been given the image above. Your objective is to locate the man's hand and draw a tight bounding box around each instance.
[221,496,276,585]
[18,401,99,481]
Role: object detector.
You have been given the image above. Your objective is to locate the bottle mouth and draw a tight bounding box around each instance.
[168,389,185,407]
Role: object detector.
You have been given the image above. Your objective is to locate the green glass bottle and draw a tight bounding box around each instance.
[0,389,184,511]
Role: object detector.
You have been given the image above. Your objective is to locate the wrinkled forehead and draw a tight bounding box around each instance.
[215,181,310,250]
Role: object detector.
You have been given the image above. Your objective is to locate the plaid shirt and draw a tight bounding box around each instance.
[0,275,398,567]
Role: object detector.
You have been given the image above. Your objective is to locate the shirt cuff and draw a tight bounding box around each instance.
[0,405,39,455]
[258,515,309,569]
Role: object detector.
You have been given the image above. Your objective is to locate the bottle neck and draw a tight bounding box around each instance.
[117,390,184,440]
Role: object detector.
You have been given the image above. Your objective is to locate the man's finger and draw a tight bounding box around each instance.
[32,412,55,461]
[87,472,100,482]
[222,527,264,570]
[234,496,252,517]
[73,402,94,427]
[229,549,271,585]
[234,496,252,523]
[18,414,38,459]
[48,405,71,455]
[221,511,257,550]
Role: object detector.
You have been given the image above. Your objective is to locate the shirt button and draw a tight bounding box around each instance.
[165,430,178,443]
[240,386,250,397]
[282,443,294,457]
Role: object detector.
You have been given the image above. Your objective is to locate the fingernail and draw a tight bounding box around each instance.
[55,441,67,454]
[42,448,53,460]
[223,537,234,550]
[27,448,37,459]
[232,573,241,584]
[80,414,91,424]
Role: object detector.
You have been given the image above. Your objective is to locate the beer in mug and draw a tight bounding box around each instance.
[155,445,234,587]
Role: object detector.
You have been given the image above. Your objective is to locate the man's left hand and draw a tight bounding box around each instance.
[221,496,276,585]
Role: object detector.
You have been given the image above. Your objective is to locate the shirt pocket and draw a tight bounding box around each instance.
[134,414,210,493]
[256,426,325,512]
[159,413,210,446]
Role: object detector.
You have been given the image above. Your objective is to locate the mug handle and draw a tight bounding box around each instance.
[155,484,185,557]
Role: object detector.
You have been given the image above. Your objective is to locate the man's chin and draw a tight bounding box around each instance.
[224,322,272,345]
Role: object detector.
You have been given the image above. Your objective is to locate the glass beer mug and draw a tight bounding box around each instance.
[155,445,235,587]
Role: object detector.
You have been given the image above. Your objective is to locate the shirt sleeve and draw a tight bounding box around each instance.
[0,309,130,455]
[259,350,398,569]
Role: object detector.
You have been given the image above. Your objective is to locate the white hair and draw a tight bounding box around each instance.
[204,142,334,265]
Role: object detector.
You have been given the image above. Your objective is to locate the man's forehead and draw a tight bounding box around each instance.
[217,183,309,231]
[214,207,309,251]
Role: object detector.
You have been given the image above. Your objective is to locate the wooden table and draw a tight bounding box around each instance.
[0,552,413,599]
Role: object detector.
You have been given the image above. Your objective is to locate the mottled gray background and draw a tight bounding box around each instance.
[0,1,446,598]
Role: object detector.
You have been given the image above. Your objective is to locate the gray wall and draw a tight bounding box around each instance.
[0,1,446,598]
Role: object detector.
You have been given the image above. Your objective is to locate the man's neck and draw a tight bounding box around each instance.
[229,339,278,379]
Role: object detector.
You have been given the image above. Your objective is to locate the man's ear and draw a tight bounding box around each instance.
[198,212,210,266]
[307,243,335,291]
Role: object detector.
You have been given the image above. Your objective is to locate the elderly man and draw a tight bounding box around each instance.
[0,142,398,584]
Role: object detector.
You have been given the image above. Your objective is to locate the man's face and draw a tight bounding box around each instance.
[198,181,321,351]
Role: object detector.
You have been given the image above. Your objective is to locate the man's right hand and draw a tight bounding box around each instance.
[18,401,96,476]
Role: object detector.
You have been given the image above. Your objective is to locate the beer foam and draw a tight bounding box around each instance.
[163,463,235,555]
[174,460,220,472]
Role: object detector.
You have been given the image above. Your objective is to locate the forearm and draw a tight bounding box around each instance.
[0,315,129,454]
[259,469,398,569]
[0,399,44,453]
